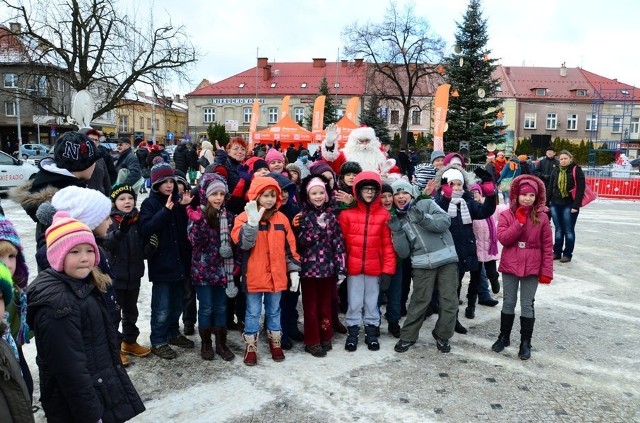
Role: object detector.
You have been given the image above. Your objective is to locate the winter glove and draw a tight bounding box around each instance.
[474,167,494,183]
[515,206,529,225]
[325,123,338,147]
[237,164,252,183]
[337,274,346,285]
[317,212,327,229]
[538,275,552,284]
[289,271,300,292]
[144,234,159,258]
[481,181,496,196]
[244,200,265,226]
[388,215,403,232]
[379,274,392,291]
[408,206,424,224]
[292,213,303,229]
[226,281,239,298]
[118,214,132,233]
[440,180,453,198]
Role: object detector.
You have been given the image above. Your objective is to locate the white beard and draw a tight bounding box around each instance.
[342,140,387,173]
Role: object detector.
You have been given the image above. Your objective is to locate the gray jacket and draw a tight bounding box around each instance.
[390,199,459,269]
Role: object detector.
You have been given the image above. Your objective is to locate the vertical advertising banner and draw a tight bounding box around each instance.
[248,99,260,148]
[433,83,451,152]
[311,95,326,137]
[280,96,290,119]
[345,97,360,122]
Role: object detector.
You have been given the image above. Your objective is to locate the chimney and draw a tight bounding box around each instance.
[257,57,268,68]
[137,91,146,97]
[341,59,348,67]
[312,58,326,68]
[560,62,567,77]
[174,94,181,102]
[354,58,364,67]
[263,64,272,81]
[9,22,21,34]
[505,66,511,75]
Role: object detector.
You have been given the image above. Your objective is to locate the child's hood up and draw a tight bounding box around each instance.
[246,176,282,208]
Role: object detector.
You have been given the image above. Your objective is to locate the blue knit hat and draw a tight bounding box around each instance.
[0,215,28,289]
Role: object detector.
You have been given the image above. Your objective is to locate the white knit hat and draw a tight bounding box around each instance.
[51,186,112,230]
[442,168,464,184]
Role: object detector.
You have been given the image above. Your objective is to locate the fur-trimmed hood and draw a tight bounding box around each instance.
[10,182,59,222]
[433,163,475,191]
[508,174,547,213]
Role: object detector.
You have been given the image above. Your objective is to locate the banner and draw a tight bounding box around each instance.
[345,97,360,122]
[311,95,326,134]
[280,96,290,118]
[248,99,260,148]
[432,83,451,152]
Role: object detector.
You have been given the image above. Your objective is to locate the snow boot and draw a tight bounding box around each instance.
[454,309,468,334]
[492,313,515,353]
[267,330,285,362]
[465,291,477,319]
[364,325,380,351]
[213,326,235,361]
[518,316,535,360]
[198,327,215,360]
[242,333,258,366]
[345,325,359,352]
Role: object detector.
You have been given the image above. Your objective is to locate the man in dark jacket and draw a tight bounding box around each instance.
[115,138,142,187]
[286,144,298,164]
[535,146,559,191]
[84,129,114,195]
[173,140,190,173]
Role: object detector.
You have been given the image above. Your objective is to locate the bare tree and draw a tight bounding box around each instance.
[342,1,445,148]
[0,0,198,119]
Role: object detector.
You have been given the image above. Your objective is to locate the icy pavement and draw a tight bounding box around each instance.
[2,194,639,422]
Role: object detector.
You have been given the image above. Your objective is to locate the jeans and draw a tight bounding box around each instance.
[378,263,402,325]
[182,279,197,326]
[245,292,282,336]
[150,280,184,346]
[550,203,579,258]
[501,273,538,318]
[195,285,227,328]
[477,265,492,302]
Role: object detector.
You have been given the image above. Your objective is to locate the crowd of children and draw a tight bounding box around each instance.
[1,131,555,421]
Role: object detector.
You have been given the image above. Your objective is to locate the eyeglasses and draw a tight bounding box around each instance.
[361,187,378,193]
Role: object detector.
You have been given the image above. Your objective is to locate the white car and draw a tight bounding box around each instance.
[0,150,39,192]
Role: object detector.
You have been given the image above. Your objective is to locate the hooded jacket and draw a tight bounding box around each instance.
[103,207,146,289]
[338,171,395,276]
[231,177,300,293]
[498,174,553,279]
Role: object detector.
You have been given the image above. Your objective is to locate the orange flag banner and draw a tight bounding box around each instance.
[311,95,326,137]
[345,97,360,122]
[280,96,290,119]
[433,83,451,152]
[248,99,260,148]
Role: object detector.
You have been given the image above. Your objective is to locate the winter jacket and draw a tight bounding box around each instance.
[199,141,215,173]
[97,144,117,183]
[498,175,553,279]
[103,208,146,290]
[390,198,458,269]
[535,155,559,188]
[136,148,150,177]
[231,177,300,293]
[213,148,243,192]
[473,204,508,262]
[434,164,496,272]
[338,171,396,276]
[187,146,199,170]
[548,162,585,210]
[494,156,507,176]
[139,190,191,283]
[0,338,33,423]
[86,157,112,195]
[173,144,189,172]
[26,269,145,422]
[146,150,162,168]
[114,147,142,187]
[497,158,521,188]
[297,175,346,279]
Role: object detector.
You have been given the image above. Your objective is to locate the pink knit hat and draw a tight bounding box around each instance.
[306,177,329,203]
[45,211,100,272]
[265,148,285,164]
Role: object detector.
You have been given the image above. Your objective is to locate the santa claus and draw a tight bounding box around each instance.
[320,123,394,176]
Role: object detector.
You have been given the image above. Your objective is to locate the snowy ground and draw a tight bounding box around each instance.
[2,194,640,422]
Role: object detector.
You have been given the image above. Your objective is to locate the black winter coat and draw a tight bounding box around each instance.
[187,146,199,170]
[26,269,145,422]
[213,149,242,192]
[139,190,191,282]
[173,144,189,172]
[103,208,146,290]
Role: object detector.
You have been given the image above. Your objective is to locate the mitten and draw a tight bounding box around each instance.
[337,274,346,285]
[408,207,424,224]
[481,181,496,196]
[237,164,252,183]
[441,183,453,198]
[226,281,238,298]
[515,206,528,225]
[538,275,552,284]
[379,274,392,291]
[244,200,265,226]
[119,214,132,233]
[292,213,303,229]
[388,215,403,232]
[325,123,338,147]
[317,212,327,229]
[289,272,300,292]
[474,167,493,183]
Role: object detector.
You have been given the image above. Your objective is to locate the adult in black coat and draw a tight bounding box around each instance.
[286,144,299,164]
[173,142,190,173]
[27,268,145,422]
[535,146,559,191]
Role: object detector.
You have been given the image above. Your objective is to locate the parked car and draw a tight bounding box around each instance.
[18,143,49,159]
[0,150,38,192]
[630,158,640,168]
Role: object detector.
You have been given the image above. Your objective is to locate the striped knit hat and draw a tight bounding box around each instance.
[45,211,100,272]
[0,215,28,289]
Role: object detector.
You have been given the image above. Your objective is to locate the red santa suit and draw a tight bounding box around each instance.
[320,126,394,176]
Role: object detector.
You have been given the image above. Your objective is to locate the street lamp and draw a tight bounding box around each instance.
[13,87,38,157]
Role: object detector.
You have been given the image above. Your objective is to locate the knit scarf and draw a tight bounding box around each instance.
[486,216,498,256]
[557,165,569,197]
[448,191,472,224]
[218,211,235,283]
[1,312,19,360]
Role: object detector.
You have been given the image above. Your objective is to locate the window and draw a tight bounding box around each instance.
[567,114,578,131]
[268,107,278,123]
[155,119,159,130]
[411,109,421,125]
[147,118,151,129]
[586,114,598,131]
[243,107,252,124]
[119,115,128,132]
[294,107,304,123]
[3,73,18,88]
[535,88,546,96]
[631,117,639,136]
[5,102,16,116]
[270,82,277,88]
[300,82,307,88]
[612,116,622,133]
[495,86,502,92]
[140,117,144,129]
[390,110,400,125]
[238,83,245,88]
[576,89,587,96]
[203,107,215,123]
[334,83,340,89]
[524,112,537,129]
[546,113,557,130]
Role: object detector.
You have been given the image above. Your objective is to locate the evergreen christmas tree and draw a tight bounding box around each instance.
[360,94,391,143]
[305,76,339,130]
[443,0,506,161]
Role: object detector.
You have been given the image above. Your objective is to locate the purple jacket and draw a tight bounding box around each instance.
[497,175,553,279]
[297,206,346,279]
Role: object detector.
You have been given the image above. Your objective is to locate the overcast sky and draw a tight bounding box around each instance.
[3,0,639,96]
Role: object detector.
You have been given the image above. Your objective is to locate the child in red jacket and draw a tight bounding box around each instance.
[493,175,553,360]
[338,171,395,352]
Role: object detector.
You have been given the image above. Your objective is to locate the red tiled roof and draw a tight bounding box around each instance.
[187,60,367,97]
[579,68,640,101]
[499,66,594,100]
[0,26,30,63]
